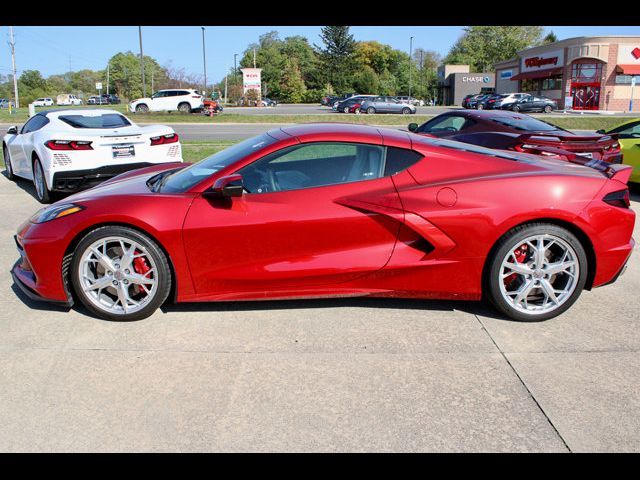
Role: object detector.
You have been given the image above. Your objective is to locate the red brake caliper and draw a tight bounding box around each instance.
[132,250,151,295]
[504,244,528,287]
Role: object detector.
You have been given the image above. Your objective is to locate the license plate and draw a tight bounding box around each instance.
[575,152,593,159]
[112,145,135,159]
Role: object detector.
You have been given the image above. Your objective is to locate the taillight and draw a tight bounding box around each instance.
[150,133,179,146]
[45,140,93,150]
[603,189,630,209]
[192,95,201,99]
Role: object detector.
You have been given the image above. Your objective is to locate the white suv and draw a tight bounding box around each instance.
[33,98,54,107]
[129,89,203,114]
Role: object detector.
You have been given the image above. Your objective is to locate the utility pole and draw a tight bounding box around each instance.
[224,73,228,105]
[106,62,110,95]
[408,36,414,99]
[201,27,207,93]
[253,47,256,68]
[138,26,146,97]
[8,26,19,108]
[234,54,238,85]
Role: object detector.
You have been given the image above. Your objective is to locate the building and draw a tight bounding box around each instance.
[437,65,495,106]
[494,36,640,111]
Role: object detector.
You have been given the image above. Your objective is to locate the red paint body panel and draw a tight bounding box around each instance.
[12,124,635,308]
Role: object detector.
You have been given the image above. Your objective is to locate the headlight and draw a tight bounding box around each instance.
[31,203,85,224]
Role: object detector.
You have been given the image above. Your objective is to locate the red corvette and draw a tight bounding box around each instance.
[11,124,635,322]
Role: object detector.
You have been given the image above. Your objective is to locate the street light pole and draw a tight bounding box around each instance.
[408,36,414,99]
[8,26,19,108]
[201,27,207,93]
[138,26,146,97]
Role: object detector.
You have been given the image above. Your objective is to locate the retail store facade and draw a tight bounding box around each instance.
[494,36,640,111]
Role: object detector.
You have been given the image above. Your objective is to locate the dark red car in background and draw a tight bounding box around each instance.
[409,110,622,163]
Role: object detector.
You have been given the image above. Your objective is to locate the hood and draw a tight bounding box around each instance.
[61,162,187,203]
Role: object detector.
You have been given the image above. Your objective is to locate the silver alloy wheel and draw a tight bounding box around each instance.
[78,236,159,315]
[4,148,11,176]
[33,161,45,200]
[498,234,579,316]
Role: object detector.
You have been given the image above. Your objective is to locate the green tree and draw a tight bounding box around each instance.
[107,51,165,100]
[315,26,356,93]
[279,58,307,103]
[543,31,558,44]
[444,26,544,72]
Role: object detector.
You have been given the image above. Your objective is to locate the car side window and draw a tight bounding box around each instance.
[384,147,423,176]
[612,121,640,138]
[21,115,48,134]
[237,142,386,194]
[418,115,469,133]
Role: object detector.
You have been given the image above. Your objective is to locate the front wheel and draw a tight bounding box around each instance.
[476,103,484,110]
[512,105,521,112]
[485,223,587,322]
[544,105,552,113]
[401,107,411,115]
[4,146,15,181]
[32,157,51,203]
[367,107,376,114]
[70,226,172,321]
[135,104,149,113]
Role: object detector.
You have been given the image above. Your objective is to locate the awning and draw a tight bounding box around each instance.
[511,67,563,81]
[616,64,640,75]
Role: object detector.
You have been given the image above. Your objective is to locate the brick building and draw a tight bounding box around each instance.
[494,36,640,111]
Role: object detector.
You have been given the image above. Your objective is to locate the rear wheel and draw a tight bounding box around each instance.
[135,103,149,113]
[544,105,553,113]
[3,146,14,181]
[486,223,587,322]
[178,102,192,113]
[343,106,350,113]
[476,103,484,110]
[70,226,172,321]
[512,105,521,112]
[32,156,51,203]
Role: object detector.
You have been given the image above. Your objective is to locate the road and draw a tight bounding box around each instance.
[0,169,638,452]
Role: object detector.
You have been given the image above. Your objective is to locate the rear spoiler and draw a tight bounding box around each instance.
[517,132,619,143]
[601,163,633,183]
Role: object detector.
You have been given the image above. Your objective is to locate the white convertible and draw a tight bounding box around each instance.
[2,109,183,203]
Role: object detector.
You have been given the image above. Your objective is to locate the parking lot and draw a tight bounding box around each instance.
[0,171,638,452]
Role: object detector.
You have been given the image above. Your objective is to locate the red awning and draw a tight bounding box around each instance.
[511,67,563,81]
[616,64,640,75]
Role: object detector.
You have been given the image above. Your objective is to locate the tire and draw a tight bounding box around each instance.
[367,107,376,114]
[70,226,172,321]
[485,223,588,322]
[135,103,149,113]
[3,145,15,181]
[343,106,350,113]
[512,105,521,112]
[354,108,361,115]
[476,103,484,110]
[178,102,192,113]
[32,156,51,203]
[544,105,552,113]
[402,107,411,115]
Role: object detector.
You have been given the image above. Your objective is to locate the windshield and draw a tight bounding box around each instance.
[59,113,131,129]
[487,115,568,132]
[160,134,278,193]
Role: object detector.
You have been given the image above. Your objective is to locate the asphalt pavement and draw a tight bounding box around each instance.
[0,169,638,452]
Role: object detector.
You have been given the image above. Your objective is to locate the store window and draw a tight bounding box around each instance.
[521,76,562,92]
[615,75,640,84]
[571,62,603,83]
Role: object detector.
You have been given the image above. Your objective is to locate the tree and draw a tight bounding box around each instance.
[542,31,558,44]
[315,26,356,93]
[444,26,544,72]
[107,51,165,100]
[279,58,307,103]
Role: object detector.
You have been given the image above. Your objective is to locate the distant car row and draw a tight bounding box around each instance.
[322,93,424,111]
[462,93,557,113]
[330,95,417,115]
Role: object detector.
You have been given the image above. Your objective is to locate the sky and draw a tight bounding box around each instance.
[3,25,640,86]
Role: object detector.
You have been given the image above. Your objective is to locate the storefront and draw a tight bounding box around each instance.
[495,36,640,111]
[437,65,495,106]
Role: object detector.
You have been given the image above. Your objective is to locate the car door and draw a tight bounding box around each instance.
[7,115,44,175]
[181,141,404,296]
[610,120,640,182]
[149,91,167,111]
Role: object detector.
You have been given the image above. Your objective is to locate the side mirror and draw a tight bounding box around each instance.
[7,126,18,135]
[207,174,244,198]
[596,129,606,134]
[408,123,418,132]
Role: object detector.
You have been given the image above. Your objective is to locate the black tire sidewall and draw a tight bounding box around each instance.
[367,107,375,114]
[486,223,588,322]
[32,157,50,203]
[70,226,172,321]
[4,147,14,180]
[178,103,191,113]
[136,104,148,113]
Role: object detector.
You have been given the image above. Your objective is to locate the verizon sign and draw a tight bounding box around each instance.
[521,49,564,73]
[241,68,262,95]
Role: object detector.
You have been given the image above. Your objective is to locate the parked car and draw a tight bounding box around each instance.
[598,118,640,183]
[408,110,622,163]
[503,95,557,113]
[397,96,424,107]
[0,98,14,109]
[361,96,416,114]
[261,97,277,107]
[461,94,481,109]
[32,98,54,107]
[325,93,357,108]
[334,96,375,113]
[101,93,121,104]
[489,93,531,110]
[2,109,183,203]
[475,94,503,110]
[129,89,203,114]
[56,94,82,106]
[465,94,492,109]
[87,96,108,105]
[10,123,635,322]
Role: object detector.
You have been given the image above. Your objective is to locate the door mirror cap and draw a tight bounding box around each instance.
[7,126,18,135]
[207,174,244,198]
[408,123,418,132]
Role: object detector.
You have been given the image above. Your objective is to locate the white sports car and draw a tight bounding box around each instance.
[2,109,183,203]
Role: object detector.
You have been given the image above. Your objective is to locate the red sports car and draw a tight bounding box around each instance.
[408,110,622,163]
[12,124,635,322]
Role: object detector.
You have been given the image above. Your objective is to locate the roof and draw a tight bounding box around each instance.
[276,123,411,146]
[41,108,122,118]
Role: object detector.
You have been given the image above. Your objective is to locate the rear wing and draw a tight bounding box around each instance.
[517,132,619,144]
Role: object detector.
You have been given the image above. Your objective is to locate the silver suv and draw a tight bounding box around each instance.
[361,96,417,114]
